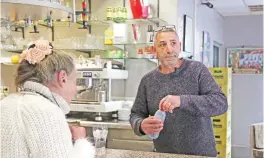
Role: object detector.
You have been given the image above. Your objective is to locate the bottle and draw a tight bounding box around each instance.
[117,6,123,22]
[82,0,87,10]
[147,110,166,139]
[146,25,153,43]
[104,30,113,45]
[138,48,143,58]
[129,0,142,19]
[106,7,113,20]
[123,7,128,21]
[112,7,118,22]
[141,0,149,19]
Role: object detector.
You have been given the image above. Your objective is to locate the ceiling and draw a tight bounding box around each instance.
[206,0,263,16]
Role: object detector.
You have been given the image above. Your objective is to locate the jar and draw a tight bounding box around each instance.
[123,7,128,20]
[106,7,113,20]
[117,7,123,21]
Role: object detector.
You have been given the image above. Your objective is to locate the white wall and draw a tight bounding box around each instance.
[231,74,263,158]
[224,15,263,48]
[178,0,225,67]
[223,15,263,158]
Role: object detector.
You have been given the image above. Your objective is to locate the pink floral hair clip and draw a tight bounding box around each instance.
[20,40,53,65]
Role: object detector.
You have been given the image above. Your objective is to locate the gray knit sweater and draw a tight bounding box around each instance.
[129,59,228,157]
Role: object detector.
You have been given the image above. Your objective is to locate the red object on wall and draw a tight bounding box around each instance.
[129,0,142,19]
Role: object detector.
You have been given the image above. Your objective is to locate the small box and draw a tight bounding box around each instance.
[216,144,231,158]
[209,68,232,85]
[214,129,231,145]
[212,109,231,133]
[218,84,232,105]
[209,68,232,106]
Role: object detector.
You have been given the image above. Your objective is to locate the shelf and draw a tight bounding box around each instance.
[76,20,109,26]
[76,18,167,26]
[1,0,74,20]
[102,57,159,64]
[105,43,154,46]
[0,57,18,65]
[1,48,118,53]
[75,49,106,53]
[1,49,23,53]
[75,11,90,16]
[118,18,167,25]
[103,57,156,59]
[1,0,73,12]
[2,48,106,53]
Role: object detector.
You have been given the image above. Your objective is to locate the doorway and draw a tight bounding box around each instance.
[213,41,221,67]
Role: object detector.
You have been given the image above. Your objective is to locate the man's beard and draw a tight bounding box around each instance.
[162,54,179,67]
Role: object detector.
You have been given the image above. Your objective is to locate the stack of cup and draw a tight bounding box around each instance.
[118,108,131,121]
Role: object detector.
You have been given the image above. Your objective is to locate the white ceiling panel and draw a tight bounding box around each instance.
[215,6,249,15]
[244,0,263,6]
[209,1,246,7]
[206,0,263,16]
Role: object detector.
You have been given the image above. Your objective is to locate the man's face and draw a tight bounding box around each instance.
[154,31,181,67]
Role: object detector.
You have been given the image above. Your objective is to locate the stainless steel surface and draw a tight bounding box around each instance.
[1,0,73,20]
[76,120,131,129]
[95,114,103,122]
[70,101,101,105]
[112,112,118,119]
[73,71,108,103]
[98,90,106,102]
[67,111,118,122]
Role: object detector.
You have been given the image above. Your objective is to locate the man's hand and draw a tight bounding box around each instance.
[159,95,181,113]
[140,116,163,134]
[69,125,86,141]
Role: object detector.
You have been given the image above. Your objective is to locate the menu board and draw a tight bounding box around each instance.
[227,48,263,74]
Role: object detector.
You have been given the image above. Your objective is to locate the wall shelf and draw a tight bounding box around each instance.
[76,18,167,26]
[1,0,74,20]
[105,43,153,46]
[102,58,159,65]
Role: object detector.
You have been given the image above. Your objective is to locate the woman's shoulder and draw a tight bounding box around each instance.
[1,93,62,114]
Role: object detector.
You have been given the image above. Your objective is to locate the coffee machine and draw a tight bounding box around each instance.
[69,66,128,121]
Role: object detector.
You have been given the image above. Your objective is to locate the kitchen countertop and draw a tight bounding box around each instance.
[67,118,131,129]
[100,149,215,158]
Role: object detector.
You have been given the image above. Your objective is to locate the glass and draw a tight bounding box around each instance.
[154,25,176,33]
[92,124,108,157]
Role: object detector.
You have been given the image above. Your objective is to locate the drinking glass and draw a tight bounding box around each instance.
[92,124,108,156]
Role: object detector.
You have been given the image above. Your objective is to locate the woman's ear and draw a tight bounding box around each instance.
[57,70,67,87]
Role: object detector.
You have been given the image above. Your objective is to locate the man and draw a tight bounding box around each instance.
[129,25,228,157]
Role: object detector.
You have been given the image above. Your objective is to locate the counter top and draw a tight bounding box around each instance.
[101,149,214,158]
[67,119,131,129]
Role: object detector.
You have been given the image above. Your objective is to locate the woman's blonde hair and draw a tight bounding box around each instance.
[15,43,75,87]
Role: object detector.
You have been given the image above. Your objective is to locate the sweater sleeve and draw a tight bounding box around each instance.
[179,64,228,117]
[129,78,149,136]
[21,104,95,158]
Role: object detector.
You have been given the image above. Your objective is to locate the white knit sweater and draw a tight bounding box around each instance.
[1,81,95,158]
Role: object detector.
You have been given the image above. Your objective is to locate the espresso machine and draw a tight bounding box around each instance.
[69,65,128,121]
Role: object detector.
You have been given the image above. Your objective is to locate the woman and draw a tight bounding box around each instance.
[1,40,95,158]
